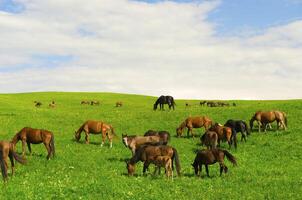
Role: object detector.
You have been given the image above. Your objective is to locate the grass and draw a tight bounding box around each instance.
[0,92,301,199]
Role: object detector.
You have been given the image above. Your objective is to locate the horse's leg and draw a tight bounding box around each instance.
[44,142,52,160]
[143,161,150,175]
[22,139,26,158]
[8,153,14,176]
[199,164,202,177]
[108,135,113,148]
[85,131,89,144]
[101,133,106,147]
[219,162,224,176]
[258,121,262,133]
[27,142,32,155]
[205,165,209,177]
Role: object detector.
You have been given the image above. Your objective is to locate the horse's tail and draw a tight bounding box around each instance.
[172,147,181,176]
[283,112,288,127]
[222,150,237,166]
[50,133,55,157]
[110,126,117,137]
[0,151,7,181]
[12,151,26,165]
[243,121,250,135]
[172,98,176,106]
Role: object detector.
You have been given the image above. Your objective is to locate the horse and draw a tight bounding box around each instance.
[200,131,218,149]
[152,156,173,179]
[153,95,176,111]
[81,100,90,105]
[49,101,55,108]
[122,134,165,155]
[200,101,207,106]
[34,101,42,107]
[75,120,116,148]
[126,144,181,176]
[91,100,100,105]
[176,116,213,138]
[209,123,235,149]
[144,130,170,145]
[0,141,26,181]
[250,111,287,132]
[116,101,123,107]
[11,127,55,160]
[192,148,237,177]
[224,119,250,142]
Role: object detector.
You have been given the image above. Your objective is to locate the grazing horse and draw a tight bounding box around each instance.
[250,111,287,132]
[176,116,212,138]
[192,148,237,177]
[34,101,42,107]
[209,123,235,149]
[126,145,181,176]
[122,134,165,155]
[0,141,26,181]
[49,101,55,108]
[153,95,176,111]
[144,130,170,145]
[81,100,90,105]
[224,119,250,142]
[200,101,207,106]
[91,100,100,105]
[75,120,115,148]
[152,156,173,178]
[11,127,55,160]
[200,131,218,149]
[116,101,123,107]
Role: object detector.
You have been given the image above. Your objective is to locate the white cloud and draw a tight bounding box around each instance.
[0,0,301,99]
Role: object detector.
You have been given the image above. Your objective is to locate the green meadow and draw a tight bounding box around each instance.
[0,92,301,199]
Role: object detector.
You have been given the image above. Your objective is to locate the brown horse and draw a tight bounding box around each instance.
[152,156,173,178]
[11,127,55,160]
[209,123,235,149]
[34,101,42,107]
[126,144,181,176]
[192,148,237,177]
[0,141,26,181]
[81,100,90,105]
[49,101,55,108]
[75,120,116,148]
[176,116,212,138]
[91,100,100,105]
[144,130,170,145]
[116,101,123,107]
[200,131,218,149]
[250,111,287,132]
[122,134,165,155]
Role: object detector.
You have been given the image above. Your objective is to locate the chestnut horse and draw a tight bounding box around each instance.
[0,141,26,181]
[176,116,212,138]
[144,130,170,145]
[209,123,235,149]
[11,127,55,160]
[152,156,173,179]
[122,134,166,155]
[75,120,116,148]
[192,148,237,177]
[200,131,218,149]
[126,144,181,176]
[250,111,287,132]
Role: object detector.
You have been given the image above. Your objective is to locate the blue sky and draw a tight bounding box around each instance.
[0,0,302,99]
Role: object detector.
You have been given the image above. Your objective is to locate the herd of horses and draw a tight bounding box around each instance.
[0,96,288,182]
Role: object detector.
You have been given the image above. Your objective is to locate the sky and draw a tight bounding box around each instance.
[0,0,301,99]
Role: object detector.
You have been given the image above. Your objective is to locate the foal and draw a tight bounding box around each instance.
[152,156,173,179]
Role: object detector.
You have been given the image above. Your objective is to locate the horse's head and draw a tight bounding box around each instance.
[249,118,254,131]
[153,104,157,110]
[191,162,199,175]
[126,161,135,176]
[74,131,81,141]
[176,127,182,137]
[122,134,128,147]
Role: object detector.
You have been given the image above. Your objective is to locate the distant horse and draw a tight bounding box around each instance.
[144,130,170,145]
[34,101,42,107]
[152,156,173,178]
[126,144,181,176]
[153,95,176,111]
[176,116,212,138]
[49,101,55,108]
[200,101,207,106]
[192,148,237,177]
[0,141,26,181]
[224,119,250,142]
[75,120,115,148]
[250,111,287,132]
[91,100,100,105]
[81,100,90,105]
[209,123,235,149]
[200,131,218,149]
[122,134,166,155]
[116,101,123,107]
[11,127,55,160]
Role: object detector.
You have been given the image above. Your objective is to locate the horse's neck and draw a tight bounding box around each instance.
[11,133,20,144]
[180,121,186,129]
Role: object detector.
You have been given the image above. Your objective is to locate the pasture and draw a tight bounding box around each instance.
[0,92,301,199]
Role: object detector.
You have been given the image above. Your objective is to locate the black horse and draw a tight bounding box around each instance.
[144,130,170,145]
[224,120,250,142]
[153,95,176,110]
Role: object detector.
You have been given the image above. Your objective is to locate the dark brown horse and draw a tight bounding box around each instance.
[91,100,100,105]
[126,144,181,176]
[192,148,237,177]
[144,130,170,145]
[200,131,218,149]
[0,141,26,181]
[75,120,116,148]
[122,134,165,155]
[11,127,55,160]
[176,116,212,137]
[116,101,123,107]
[34,101,42,107]
[209,123,235,149]
[250,111,287,132]
[153,95,176,111]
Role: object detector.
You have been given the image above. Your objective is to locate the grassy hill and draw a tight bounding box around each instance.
[0,92,301,199]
